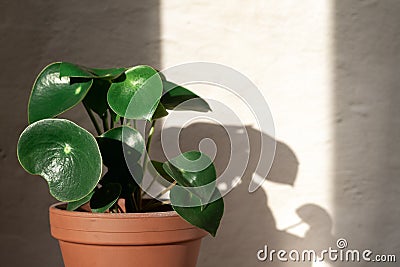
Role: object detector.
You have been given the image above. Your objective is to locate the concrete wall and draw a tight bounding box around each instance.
[0,1,160,266]
[334,0,400,261]
[1,1,399,266]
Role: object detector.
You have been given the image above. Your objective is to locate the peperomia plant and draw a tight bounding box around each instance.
[17,62,224,236]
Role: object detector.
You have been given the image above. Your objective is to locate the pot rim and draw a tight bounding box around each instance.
[49,202,208,245]
[50,202,179,219]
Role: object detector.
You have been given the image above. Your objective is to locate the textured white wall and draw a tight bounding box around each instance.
[161,1,335,266]
[334,0,400,263]
[2,1,400,266]
[0,1,161,266]
[159,1,400,267]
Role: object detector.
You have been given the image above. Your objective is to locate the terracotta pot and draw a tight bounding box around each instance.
[49,203,207,267]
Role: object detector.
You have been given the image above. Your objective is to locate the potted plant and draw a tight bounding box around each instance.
[17,62,224,267]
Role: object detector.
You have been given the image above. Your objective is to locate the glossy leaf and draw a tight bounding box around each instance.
[96,126,144,167]
[163,151,217,203]
[60,62,126,79]
[152,102,168,120]
[83,79,111,117]
[110,110,120,123]
[60,62,93,78]
[67,190,95,211]
[107,65,163,120]
[90,183,122,213]
[161,81,211,112]
[28,63,93,124]
[90,67,127,79]
[101,164,143,198]
[151,160,175,187]
[17,119,102,202]
[170,186,224,236]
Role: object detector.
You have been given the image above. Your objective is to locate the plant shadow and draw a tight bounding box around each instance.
[151,122,338,266]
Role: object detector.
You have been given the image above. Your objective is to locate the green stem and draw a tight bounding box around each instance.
[83,102,101,135]
[102,113,109,132]
[155,181,176,199]
[144,120,156,165]
[138,120,157,207]
[142,200,171,212]
[125,194,137,213]
[109,110,114,129]
[132,193,139,211]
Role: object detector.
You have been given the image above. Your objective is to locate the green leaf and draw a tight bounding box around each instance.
[152,102,168,120]
[101,165,143,198]
[28,63,93,124]
[60,62,93,78]
[17,119,102,202]
[67,190,95,211]
[170,186,224,236]
[96,126,145,167]
[97,126,144,201]
[163,151,217,203]
[107,65,163,120]
[90,67,127,79]
[90,183,122,213]
[110,109,120,123]
[161,81,211,112]
[83,79,111,117]
[60,62,126,79]
[151,160,175,187]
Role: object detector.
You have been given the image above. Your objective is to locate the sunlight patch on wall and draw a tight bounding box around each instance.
[160,0,335,250]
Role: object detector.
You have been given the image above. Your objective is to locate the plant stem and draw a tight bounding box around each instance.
[142,200,171,212]
[137,120,157,208]
[125,191,138,213]
[83,102,101,135]
[109,110,114,129]
[155,181,177,199]
[132,193,139,211]
[141,120,156,198]
[102,113,109,132]
[115,203,124,213]
[144,120,156,166]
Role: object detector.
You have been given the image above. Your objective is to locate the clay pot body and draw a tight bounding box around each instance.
[49,203,207,267]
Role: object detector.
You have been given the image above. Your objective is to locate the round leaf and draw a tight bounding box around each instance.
[161,81,211,112]
[150,160,175,187]
[101,165,143,198]
[60,62,126,79]
[107,65,163,120]
[164,151,216,186]
[152,102,168,120]
[60,62,93,78]
[96,126,145,167]
[170,186,224,237]
[90,67,127,79]
[90,183,122,213]
[28,63,93,124]
[163,151,217,205]
[67,190,95,211]
[83,79,111,116]
[17,119,102,202]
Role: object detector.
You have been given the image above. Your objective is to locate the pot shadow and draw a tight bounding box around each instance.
[150,123,337,267]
